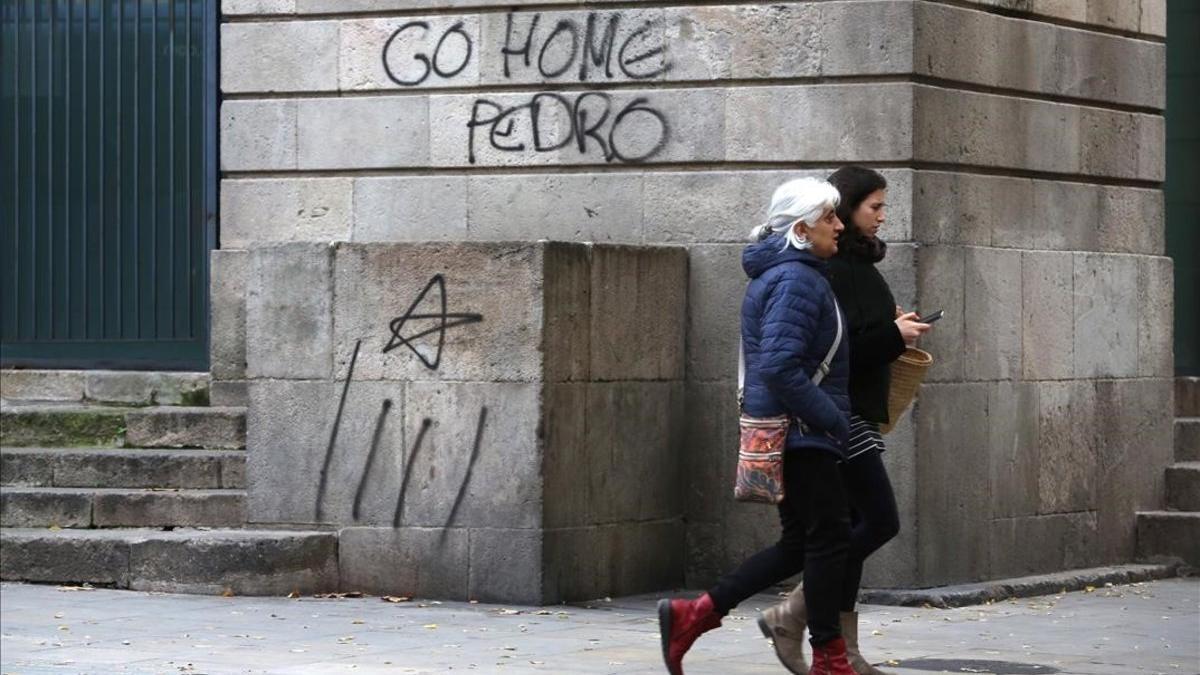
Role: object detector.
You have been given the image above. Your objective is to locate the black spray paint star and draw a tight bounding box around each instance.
[382,274,484,370]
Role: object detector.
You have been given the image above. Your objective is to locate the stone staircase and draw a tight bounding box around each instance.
[0,371,338,595]
[1136,377,1200,567]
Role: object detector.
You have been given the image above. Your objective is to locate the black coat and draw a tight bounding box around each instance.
[828,247,907,423]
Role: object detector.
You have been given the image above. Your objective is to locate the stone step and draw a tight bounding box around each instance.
[0,404,247,449]
[0,527,338,595]
[0,487,246,528]
[1176,418,1199,462]
[1177,377,1200,417]
[125,407,245,449]
[0,448,245,489]
[0,369,209,407]
[1165,463,1200,512]
[0,404,129,447]
[1136,511,1200,566]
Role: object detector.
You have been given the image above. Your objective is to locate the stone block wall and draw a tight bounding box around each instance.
[218,0,1170,593]
[216,241,685,603]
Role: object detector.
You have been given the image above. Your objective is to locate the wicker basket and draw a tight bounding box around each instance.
[880,347,934,434]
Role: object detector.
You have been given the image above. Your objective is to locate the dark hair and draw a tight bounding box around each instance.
[828,166,888,262]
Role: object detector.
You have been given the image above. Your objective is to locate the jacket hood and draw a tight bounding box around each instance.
[742,235,828,279]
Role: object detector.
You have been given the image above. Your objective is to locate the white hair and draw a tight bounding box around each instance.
[749,177,841,251]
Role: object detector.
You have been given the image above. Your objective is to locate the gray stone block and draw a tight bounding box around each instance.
[726,84,912,163]
[1178,378,1200,417]
[684,521,723,589]
[211,250,250,381]
[915,383,990,585]
[351,176,468,242]
[0,406,127,448]
[338,526,468,598]
[1093,378,1173,562]
[125,407,246,449]
[915,87,1164,181]
[682,382,738,526]
[247,243,334,380]
[862,413,919,589]
[1073,253,1139,378]
[1021,251,1074,380]
[956,0,1142,41]
[331,242,541,382]
[399,382,541,529]
[246,380,336,525]
[543,521,683,603]
[0,528,131,586]
[1177,418,1200,463]
[685,245,744,383]
[1166,464,1200,511]
[912,171,1013,248]
[297,97,430,169]
[45,449,233,489]
[220,179,353,248]
[429,87,722,167]
[1137,256,1173,378]
[542,245,592,384]
[588,245,687,381]
[915,2,1164,108]
[466,173,643,243]
[0,370,85,403]
[1140,0,1167,37]
[877,243,917,312]
[247,380,406,526]
[210,380,249,408]
[542,384,589,529]
[81,371,209,407]
[222,0,294,14]
[91,489,246,528]
[467,528,542,603]
[0,450,54,486]
[989,512,1099,579]
[220,100,297,171]
[915,246,964,383]
[1098,186,1164,255]
[221,21,340,93]
[343,16,481,91]
[645,169,914,245]
[1136,512,1200,566]
[988,381,1039,519]
[129,529,339,595]
[585,382,683,524]
[1036,381,1097,515]
[0,488,92,528]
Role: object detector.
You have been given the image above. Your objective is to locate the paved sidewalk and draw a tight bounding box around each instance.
[1,578,1197,674]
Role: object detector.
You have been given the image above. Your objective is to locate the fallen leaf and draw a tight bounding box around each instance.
[381,596,411,603]
[287,590,301,599]
[352,619,365,625]
[220,588,235,598]
[424,624,438,630]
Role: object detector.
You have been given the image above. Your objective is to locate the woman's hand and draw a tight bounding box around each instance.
[895,311,932,347]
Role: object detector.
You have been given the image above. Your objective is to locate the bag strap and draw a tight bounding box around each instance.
[738,298,843,407]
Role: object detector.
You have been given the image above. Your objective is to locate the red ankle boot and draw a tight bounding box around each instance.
[656,593,722,674]
[810,636,857,675]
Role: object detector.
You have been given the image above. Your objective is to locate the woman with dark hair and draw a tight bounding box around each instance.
[757,167,930,675]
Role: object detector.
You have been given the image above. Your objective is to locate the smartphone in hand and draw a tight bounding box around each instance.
[917,309,944,324]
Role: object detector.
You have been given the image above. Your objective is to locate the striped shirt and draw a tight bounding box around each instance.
[845,414,886,460]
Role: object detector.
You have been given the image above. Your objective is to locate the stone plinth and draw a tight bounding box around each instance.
[231,241,686,603]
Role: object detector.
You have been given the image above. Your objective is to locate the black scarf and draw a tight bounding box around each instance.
[840,225,888,263]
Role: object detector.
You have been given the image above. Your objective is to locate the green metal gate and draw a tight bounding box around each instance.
[1,0,216,370]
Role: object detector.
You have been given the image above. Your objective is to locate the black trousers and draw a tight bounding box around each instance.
[839,447,900,611]
[707,449,851,645]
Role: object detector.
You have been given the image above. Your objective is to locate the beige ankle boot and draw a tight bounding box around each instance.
[841,611,891,675]
[756,585,808,674]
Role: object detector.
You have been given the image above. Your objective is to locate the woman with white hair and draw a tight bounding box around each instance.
[657,177,858,675]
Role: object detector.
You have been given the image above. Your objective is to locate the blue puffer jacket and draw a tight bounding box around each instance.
[741,235,851,458]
